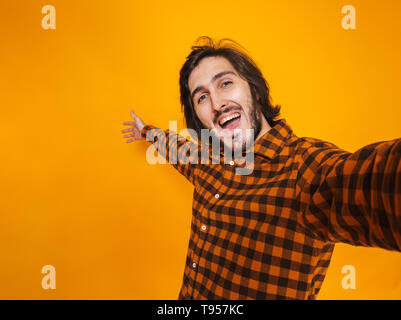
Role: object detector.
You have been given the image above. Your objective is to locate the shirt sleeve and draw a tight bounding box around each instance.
[297,137,401,251]
[141,125,198,185]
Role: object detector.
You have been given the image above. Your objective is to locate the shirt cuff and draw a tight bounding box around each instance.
[141,125,156,139]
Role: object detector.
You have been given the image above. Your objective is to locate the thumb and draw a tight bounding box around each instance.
[130,109,145,130]
[130,109,138,120]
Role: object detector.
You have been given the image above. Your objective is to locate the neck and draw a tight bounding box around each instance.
[255,117,272,142]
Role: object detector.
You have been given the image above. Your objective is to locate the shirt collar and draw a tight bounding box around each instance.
[212,118,293,163]
[253,118,293,160]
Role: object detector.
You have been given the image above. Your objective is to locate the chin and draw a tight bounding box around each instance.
[233,138,251,152]
[221,133,252,153]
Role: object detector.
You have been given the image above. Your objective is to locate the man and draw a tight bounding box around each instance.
[121,37,401,299]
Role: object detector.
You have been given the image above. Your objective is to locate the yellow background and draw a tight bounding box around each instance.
[1,0,400,299]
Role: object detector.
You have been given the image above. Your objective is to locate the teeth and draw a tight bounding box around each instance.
[219,113,241,126]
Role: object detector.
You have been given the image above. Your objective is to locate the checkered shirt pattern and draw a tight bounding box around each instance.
[141,119,401,299]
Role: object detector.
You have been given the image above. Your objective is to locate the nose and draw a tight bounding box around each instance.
[210,92,227,112]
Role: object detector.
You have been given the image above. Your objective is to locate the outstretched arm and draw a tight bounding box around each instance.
[297,138,401,251]
[122,110,198,185]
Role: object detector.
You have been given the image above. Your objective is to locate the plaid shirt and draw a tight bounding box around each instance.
[141,119,401,299]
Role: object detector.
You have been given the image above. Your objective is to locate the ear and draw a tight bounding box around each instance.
[250,84,260,102]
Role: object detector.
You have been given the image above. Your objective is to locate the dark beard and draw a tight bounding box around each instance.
[228,101,262,154]
[209,100,264,153]
[250,102,262,142]
[237,101,262,151]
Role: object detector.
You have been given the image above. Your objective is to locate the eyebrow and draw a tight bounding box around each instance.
[190,70,236,101]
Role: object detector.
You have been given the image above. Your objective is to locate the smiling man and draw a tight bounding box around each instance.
[187,56,271,152]
[122,37,401,299]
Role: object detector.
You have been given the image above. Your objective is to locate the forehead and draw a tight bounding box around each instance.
[188,56,237,91]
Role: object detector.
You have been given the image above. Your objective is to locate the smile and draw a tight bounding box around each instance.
[219,112,241,129]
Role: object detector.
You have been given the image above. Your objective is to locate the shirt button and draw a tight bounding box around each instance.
[201,225,207,231]
[229,160,235,166]
[214,193,220,199]
[192,262,197,269]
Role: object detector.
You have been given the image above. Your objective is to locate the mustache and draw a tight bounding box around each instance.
[213,105,242,125]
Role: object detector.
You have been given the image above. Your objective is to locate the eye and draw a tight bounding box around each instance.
[198,93,208,104]
[221,80,232,87]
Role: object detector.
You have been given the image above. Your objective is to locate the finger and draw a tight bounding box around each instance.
[123,121,135,125]
[124,134,134,138]
[130,110,138,119]
[126,138,135,143]
[121,128,133,133]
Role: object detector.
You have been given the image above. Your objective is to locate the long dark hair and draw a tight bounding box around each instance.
[179,36,281,138]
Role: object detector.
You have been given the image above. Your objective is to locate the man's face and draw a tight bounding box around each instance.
[188,56,263,150]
